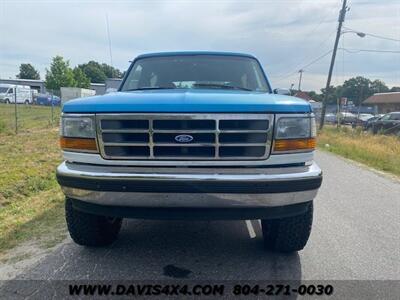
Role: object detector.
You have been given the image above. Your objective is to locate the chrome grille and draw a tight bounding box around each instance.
[97,114,273,160]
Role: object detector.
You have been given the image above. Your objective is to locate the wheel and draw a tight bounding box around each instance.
[24,100,29,105]
[5,99,10,104]
[261,202,313,252]
[65,198,122,246]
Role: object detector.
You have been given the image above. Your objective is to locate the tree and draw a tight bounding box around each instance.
[320,86,339,104]
[341,76,372,106]
[370,79,389,94]
[77,61,123,83]
[17,63,40,80]
[78,61,107,83]
[290,77,393,106]
[45,56,75,91]
[390,86,400,92]
[73,67,91,88]
[308,91,322,102]
[101,63,122,78]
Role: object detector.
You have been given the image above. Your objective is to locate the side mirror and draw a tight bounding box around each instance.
[106,88,118,94]
[273,88,291,96]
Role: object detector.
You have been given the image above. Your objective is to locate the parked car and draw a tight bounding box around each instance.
[354,113,374,127]
[36,94,61,106]
[338,112,358,124]
[324,113,337,124]
[56,51,322,252]
[324,112,362,125]
[363,115,383,130]
[365,112,400,135]
[0,84,33,104]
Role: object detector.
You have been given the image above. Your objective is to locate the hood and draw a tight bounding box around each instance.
[62,89,311,113]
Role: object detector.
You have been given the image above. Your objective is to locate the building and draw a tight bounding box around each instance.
[294,91,313,101]
[363,92,400,114]
[0,78,46,93]
[0,77,122,96]
[90,83,106,95]
[294,91,322,112]
[89,78,123,95]
[105,78,123,90]
[60,87,96,104]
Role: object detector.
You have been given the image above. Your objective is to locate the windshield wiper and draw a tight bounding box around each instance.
[192,83,253,91]
[125,86,176,91]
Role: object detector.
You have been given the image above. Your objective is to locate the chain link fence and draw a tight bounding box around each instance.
[0,89,61,135]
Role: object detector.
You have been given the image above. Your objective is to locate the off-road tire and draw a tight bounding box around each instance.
[261,202,313,252]
[65,198,122,246]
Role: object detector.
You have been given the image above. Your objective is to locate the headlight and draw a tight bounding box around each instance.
[273,115,316,153]
[60,115,98,152]
[61,116,95,138]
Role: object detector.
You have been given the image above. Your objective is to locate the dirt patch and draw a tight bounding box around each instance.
[0,236,69,280]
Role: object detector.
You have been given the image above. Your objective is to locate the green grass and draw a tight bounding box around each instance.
[318,126,400,177]
[0,104,65,256]
[0,103,60,134]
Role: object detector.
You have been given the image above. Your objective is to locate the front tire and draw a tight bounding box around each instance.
[261,202,313,252]
[65,198,122,247]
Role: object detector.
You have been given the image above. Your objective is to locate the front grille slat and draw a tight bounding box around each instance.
[98,114,272,160]
[219,120,269,130]
[153,120,216,130]
[103,133,149,143]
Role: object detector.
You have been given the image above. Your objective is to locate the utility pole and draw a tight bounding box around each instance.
[319,0,349,130]
[290,83,295,95]
[298,69,304,91]
[14,87,18,134]
[357,84,365,119]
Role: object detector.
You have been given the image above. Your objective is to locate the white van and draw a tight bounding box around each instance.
[0,84,33,104]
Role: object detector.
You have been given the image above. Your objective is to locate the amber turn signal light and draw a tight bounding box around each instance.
[60,137,98,152]
[273,138,316,152]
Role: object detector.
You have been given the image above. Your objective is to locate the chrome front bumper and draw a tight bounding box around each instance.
[56,162,322,208]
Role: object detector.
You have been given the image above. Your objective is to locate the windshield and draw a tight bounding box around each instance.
[121,55,270,92]
[0,87,10,93]
[390,113,400,120]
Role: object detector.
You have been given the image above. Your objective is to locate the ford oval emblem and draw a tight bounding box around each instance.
[175,134,194,143]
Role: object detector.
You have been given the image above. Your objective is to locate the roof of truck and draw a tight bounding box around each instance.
[135,51,257,59]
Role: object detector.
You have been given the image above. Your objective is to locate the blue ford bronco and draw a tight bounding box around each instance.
[57,52,322,252]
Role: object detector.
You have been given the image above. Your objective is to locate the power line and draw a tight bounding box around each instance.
[339,48,400,53]
[273,49,333,82]
[343,26,400,42]
[271,5,338,79]
[271,30,336,80]
[272,46,398,84]
[300,49,334,70]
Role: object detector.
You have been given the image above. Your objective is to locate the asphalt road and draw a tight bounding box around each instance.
[1,151,399,298]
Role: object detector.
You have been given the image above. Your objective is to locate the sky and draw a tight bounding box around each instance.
[0,0,399,91]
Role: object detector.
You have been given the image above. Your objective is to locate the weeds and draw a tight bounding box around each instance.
[0,104,64,255]
[318,126,400,176]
